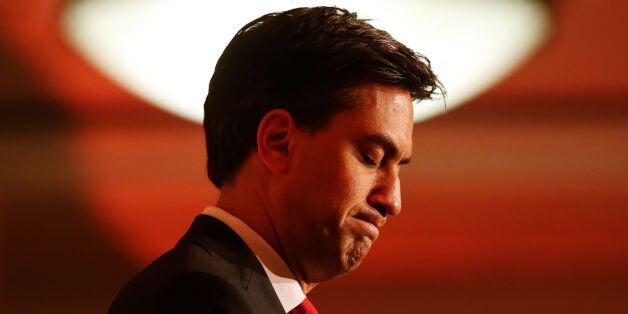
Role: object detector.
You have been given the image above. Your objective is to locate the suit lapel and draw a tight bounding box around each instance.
[179,215,285,313]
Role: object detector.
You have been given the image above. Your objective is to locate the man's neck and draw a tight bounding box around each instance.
[216,184,319,294]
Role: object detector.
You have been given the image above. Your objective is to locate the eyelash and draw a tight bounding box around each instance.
[361,153,378,167]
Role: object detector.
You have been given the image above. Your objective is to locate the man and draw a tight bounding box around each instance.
[109,6,442,314]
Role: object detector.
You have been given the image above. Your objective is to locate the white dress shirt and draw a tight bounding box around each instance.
[202,206,305,313]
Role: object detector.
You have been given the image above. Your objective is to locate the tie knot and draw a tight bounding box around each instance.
[289,297,318,314]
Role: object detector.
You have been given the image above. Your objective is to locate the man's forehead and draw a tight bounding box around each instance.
[347,84,412,107]
[345,84,414,152]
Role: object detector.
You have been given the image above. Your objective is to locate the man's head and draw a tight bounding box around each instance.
[204,6,442,188]
[260,83,415,285]
[204,6,442,287]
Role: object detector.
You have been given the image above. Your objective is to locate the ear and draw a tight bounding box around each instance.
[256,109,297,173]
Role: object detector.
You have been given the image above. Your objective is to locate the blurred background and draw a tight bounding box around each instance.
[1,0,627,313]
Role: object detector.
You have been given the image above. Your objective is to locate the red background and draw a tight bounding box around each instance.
[1,0,627,313]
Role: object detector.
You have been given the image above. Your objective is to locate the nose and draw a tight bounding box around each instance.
[367,170,402,217]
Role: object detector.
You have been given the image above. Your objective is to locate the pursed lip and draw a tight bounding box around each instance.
[354,208,387,230]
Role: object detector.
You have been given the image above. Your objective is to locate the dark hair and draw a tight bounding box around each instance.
[204,6,443,188]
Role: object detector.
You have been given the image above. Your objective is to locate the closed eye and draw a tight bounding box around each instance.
[361,152,377,167]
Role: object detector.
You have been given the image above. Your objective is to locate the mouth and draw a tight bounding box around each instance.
[355,209,386,228]
[352,209,387,240]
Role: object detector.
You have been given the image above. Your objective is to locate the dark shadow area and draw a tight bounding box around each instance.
[0,40,136,314]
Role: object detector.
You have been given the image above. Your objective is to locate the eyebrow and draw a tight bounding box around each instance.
[362,134,412,165]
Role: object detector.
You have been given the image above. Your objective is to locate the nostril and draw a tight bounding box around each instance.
[374,204,387,217]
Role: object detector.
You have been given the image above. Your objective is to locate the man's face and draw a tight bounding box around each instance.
[275,83,414,284]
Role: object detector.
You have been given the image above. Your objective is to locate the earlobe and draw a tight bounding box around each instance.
[256,109,295,173]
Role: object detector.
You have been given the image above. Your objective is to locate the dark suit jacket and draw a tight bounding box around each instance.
[108,215,285,314]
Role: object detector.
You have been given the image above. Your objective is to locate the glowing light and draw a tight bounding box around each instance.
[62,0,548,123]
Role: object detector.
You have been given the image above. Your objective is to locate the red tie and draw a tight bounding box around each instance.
[289,298,318,314]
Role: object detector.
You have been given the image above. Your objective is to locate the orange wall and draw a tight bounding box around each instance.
[1,1,627,313]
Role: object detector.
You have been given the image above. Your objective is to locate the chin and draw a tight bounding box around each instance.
[305,245,370,283]
[344,238,372,271]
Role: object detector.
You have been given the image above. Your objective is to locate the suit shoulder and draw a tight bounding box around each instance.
[108,241,248,314]
[149,271,256,313]
[108,216,283,314]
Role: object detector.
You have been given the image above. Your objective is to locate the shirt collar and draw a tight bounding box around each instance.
[202,206,305,312]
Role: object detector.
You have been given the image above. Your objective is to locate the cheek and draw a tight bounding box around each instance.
[341,154,374,195]
[293,147,371,220]
[329,158,373,215]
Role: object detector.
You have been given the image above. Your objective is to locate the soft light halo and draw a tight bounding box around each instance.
[61,0,549,123]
